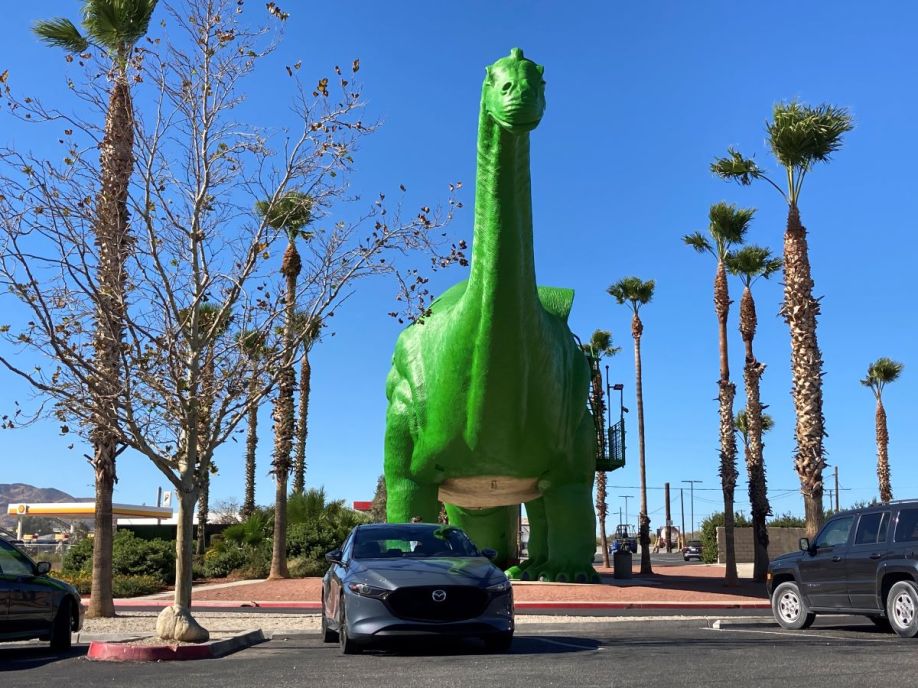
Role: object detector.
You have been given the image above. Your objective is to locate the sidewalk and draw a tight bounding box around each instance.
[105,563,769,611]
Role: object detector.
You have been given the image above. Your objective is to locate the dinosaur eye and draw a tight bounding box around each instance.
[501,82,512,93]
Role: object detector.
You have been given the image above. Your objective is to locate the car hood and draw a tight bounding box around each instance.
[770,550,803,568]
[348,557,504,589]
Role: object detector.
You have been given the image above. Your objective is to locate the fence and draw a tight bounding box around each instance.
[715,526,807,564]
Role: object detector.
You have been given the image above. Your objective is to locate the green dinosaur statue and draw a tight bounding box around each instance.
[384,48,598,583]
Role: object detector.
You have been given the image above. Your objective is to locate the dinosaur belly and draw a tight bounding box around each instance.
[438,475,540,508]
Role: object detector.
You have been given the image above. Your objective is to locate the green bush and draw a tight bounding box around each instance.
[289,555,328,578]
[202,545,249,578]
[700,511,751,564]
[55,572,162,598]
[62,530,175,585]
[768,512,805,528]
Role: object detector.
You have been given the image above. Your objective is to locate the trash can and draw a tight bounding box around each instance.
[613,549,632,580]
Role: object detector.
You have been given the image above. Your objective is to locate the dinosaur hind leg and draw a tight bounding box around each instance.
[384,383,439,523]
[445,504,518,568]
[506,497,547,580]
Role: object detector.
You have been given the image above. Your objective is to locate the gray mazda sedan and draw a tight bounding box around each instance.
[321,522,514,654]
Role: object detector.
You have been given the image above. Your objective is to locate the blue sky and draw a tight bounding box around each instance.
[1,1,916,534]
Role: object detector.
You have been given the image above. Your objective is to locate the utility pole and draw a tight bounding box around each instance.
[682,480,702,539]
[680,488,686,549]
[664,482,672,552]
[619,495,634,527]
[834,465,840,512]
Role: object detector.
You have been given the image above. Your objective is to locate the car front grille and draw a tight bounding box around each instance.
[386,585,489,622]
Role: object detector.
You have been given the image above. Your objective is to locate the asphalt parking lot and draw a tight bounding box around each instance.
[2,616,915,687]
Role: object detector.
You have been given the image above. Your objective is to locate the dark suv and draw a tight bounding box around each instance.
[767,501,918,637]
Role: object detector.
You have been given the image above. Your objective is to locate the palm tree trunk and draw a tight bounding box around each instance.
[783,204,826,537]
[242,374,258,518]
[292,349,311,494]
[876,398,892,502]
[87,75,135,618]
[715,263,738,585]
[740,287,771,583]
[632,313,652,575]
[270,241,301,579]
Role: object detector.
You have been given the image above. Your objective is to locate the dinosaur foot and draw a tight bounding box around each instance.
[505,556,546,580]
[523,560,600,584]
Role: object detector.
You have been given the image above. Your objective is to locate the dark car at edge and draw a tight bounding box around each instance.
[1,536,84,650]
[321,522,514,654]
[767,499,918,637]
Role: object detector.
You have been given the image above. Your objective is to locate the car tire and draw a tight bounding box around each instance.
[771,581,815,630]
[886,581,918,638]
[49,598,72,651]
[321,601,339,643]
[683,555,689,561]
[339,596,362,654]
[484,632,513,653]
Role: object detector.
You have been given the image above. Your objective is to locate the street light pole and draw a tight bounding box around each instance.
[681,480,702,538]
[619,495,634,527]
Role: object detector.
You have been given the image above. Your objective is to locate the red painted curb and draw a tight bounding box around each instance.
[88,640,213,661]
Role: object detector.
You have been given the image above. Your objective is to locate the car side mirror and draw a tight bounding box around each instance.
[36,561,52,575]
[481,548,497,560]
[799,537,811,553]
[325,549,342,564]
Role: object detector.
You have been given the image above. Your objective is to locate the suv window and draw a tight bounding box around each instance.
[0,538,36,576]
[895,508,918,542]
[855,512,890,545]
[814,516,854,548]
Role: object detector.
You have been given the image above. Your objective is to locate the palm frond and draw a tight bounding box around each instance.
[735,408,774,435]
[862,357,904,390]
[725,245,782,284]
[682,231,711,255]
[238,329,267,359]
[709,201,754,249]
[607,276,654,311]
[83,0,159,53]
[257,191,314,235]
[711,147,763,186]
[33,18,89,52]
[586,329,620,359]
[767,100,854,171]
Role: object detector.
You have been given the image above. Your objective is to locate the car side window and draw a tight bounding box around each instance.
[814,516,854,549]
[894,508,918,543]
[340,533,354,564]
[0,539,35,577]
[855,512,890,545]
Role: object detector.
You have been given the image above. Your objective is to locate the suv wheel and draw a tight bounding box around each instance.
[49,598,73,651]
[886,581,918,638]
[771,581,815,630]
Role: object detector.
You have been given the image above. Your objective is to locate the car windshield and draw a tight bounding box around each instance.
[352,525,480,559]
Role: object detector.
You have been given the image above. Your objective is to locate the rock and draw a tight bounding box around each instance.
[155,605,210,643]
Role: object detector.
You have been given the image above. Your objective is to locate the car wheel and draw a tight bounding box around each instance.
[886,581,918,638]
[683,555,689,561]
[49,598,72,651]
[321,599,339,643]
[484,632,513,653]
[771,581,815,630]
[339,596,362,654]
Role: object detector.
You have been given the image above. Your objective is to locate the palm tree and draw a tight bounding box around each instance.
[684,202,752,585]
[726,246,782,582]
[256,191,313,579]
[607,277,654,575]
[580,329,620,569]
[292,312,321,495]
[712,101,853,537]
[34,0,158,619]
[239,330,267,518]
[861,358,904,503]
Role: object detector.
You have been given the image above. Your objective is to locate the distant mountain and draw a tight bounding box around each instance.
[0,483,80,528]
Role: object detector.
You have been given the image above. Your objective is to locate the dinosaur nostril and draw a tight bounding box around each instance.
[501,82,512,93]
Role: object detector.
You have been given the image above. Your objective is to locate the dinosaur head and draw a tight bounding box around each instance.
[482,47,545,135]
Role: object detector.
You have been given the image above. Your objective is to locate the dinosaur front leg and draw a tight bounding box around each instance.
[446,504,518,568]
[506,497,547,580]
[384,381,439,523]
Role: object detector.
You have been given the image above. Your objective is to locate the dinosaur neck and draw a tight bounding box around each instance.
[465,102,540,320]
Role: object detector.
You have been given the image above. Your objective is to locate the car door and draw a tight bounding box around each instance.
[0,539,53,632]
[798,515,855,608]
[886,506,918,584]
[325,532,353,623]
[845,511,890,610]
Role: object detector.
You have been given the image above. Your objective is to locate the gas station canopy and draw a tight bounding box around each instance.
[7,502,173,519]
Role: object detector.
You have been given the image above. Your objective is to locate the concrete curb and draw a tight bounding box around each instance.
[86,629,266,662]
[99,599,770,612]
[711,618,777,629]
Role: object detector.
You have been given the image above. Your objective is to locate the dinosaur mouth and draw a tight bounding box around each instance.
[492,114,541,133]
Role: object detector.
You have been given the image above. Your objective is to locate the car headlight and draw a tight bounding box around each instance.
[347,582,390,599]
[486,579,512,594]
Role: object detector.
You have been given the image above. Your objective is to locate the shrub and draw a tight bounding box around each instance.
[289,555,328,578]
[62,530,175,585]
[62,537,93,574]
[700,511,751,564]
[768,512,805,528]
[55,572,162,597]
[202,545,249,579]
